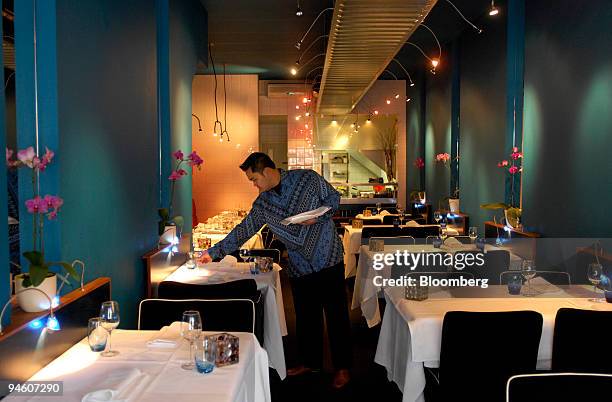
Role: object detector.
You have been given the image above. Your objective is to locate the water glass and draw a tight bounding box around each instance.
[88,318,108,352]
[434,211,442,223]
[100,301,120,357]
[521,260,537,296]
[185,251,198,269]
[587,263,605,302]
[376,202,382,215]
[468,227,478,243]
[475,237,486,251]
[194,336,217,374]
[432,237,443,249]
[239,248,250,263]
[507,274,523,295]
[181,310,202,370]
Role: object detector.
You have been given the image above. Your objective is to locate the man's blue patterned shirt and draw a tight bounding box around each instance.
[207,169,344,278]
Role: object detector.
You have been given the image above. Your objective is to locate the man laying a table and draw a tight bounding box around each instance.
[199,152,352,389]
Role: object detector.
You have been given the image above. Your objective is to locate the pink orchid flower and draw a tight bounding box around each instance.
[168,171,182,181]
[42,147,54,165]
[508,166,519,174]
[17,147,37,168]
[414,157,425,169]
[25,196,49,214]
[510,151,523,160]
[188,151,204,167]
[177,169,188,176]
[173,150,184,160]
[43,194,64,210]
[48,210,58,220]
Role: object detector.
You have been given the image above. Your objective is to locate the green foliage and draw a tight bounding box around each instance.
[22,251,78,288]
[480,202,510,210]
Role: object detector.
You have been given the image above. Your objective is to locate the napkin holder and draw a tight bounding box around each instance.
[369,238,384,252]
[253,256,273,273]
[405,281,429,301]
[352,219,363,228]
[209,333,239,366]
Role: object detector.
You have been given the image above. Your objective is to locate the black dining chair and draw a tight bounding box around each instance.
[138,298,256,334]
[552,308,612,373]
[433,311,543,402]
[506,372,612,402]
[157,279,264,344]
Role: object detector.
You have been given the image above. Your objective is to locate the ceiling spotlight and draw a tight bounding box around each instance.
[295,105,300,110]
[489,0,499,16]
[394,94,400,99]
[295,41,302,50]
[305,124,309,129]
[331,119,337,126]
[305,112,310,117]
[290,67,298,76]
[296,1,303,16]
[295,115,301,121]
[374,110,379,115]
[386,99,391,105]
[410,82,415,87]
[350,123,355,128]
[302,97,309,103]
[431,59,439,68]
[406,97,412,102]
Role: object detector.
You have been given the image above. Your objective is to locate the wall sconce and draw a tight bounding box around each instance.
[294,8,334,50]
[0,288,60,335]
[191,114,203,132]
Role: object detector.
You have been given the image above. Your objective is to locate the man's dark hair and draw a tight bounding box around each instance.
[239,152,276,173]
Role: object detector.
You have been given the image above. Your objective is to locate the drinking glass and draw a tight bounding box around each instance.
[521,260,537,296]
[468,227,478,243]
[434,211,442,224]
[397,207,405,225]
[507,273,523,295]
[100,301,120,357]
[194,336,217,374]
[439,227,448,242]
[238,248,250,263]
[185,251,197,269]
[376,202,382,216]
[88,317,108,352]
[181,310,202,370]
[587,263,605,302]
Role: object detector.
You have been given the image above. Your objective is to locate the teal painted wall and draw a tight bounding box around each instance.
[168,0,207,232]
[406,70,426,194]
[424,51,452,211]
[55,0,160,327]
[522,0,612,236]
[0,13,10,326]
[458,11,508,231]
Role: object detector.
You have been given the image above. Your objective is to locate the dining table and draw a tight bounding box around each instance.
[4,326,271,402]
[374,283,612,402]
[351,242,524,327]
[342,224,460,278]
[163,260,287,379]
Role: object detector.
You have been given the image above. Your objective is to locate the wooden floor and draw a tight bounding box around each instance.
[270,261,403,401]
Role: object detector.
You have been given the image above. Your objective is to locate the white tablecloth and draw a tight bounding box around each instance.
[374,286,612,402]
[342,225,459,278]
[5,329,271,402]
[163,262,287,379]
[352,243,524,327]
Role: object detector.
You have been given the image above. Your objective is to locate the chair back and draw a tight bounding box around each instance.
[138,298,255,333]
[361,226,440,243]
[552,308,612,373]
[506,373,612,402]
[439,311,543,402]
[371,236,416,246]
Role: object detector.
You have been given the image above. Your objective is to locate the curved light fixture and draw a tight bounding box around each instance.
[405,42,438,73]
[391,58,415,87]
[191,113,203,132]
[0,288,60,335]
[419,24,442,65]
[295,8,334,50]
[489,0,499,16]
[445,0,483,34]
[290,53,325,76]
[296,0,303,16]
[296,35,328,65]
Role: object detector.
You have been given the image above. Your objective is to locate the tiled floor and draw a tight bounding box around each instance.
[270,264,403,401]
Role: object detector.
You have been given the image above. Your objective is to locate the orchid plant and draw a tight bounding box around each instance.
[435,151,460,208]
[6,146,78,287]
[158,150,203,236]
[481,147,524,227]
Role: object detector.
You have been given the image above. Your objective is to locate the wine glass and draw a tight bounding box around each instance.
[397,207,405,225]
[181,310,203,370]
[238,248,250,263]
[100,301,120,357]
[468,227,478,243]
[434,211,442,224]
[521,260,537,296]
[587,263,605,302]
[376,202,382,216]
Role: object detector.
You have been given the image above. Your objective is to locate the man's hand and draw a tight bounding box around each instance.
[299,218,318,226]
[198,250,213,264]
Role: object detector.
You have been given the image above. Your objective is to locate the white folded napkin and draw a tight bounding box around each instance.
[444,237,463,247]
[405,220,420,227]
[81,368,149,402]
[220,255,238,267]
[379,210,391,216]
[146,321,182,348]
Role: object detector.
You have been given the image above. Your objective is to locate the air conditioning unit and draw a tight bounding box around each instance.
[266,83,309,98]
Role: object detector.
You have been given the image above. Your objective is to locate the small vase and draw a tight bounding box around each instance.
[14,273,57,313]
[448,198,460,213]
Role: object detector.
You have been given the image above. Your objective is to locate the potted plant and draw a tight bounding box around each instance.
[158,150,203,244]
[6,146,78,312]
[435,152,460,212]
[481,147,523,228]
